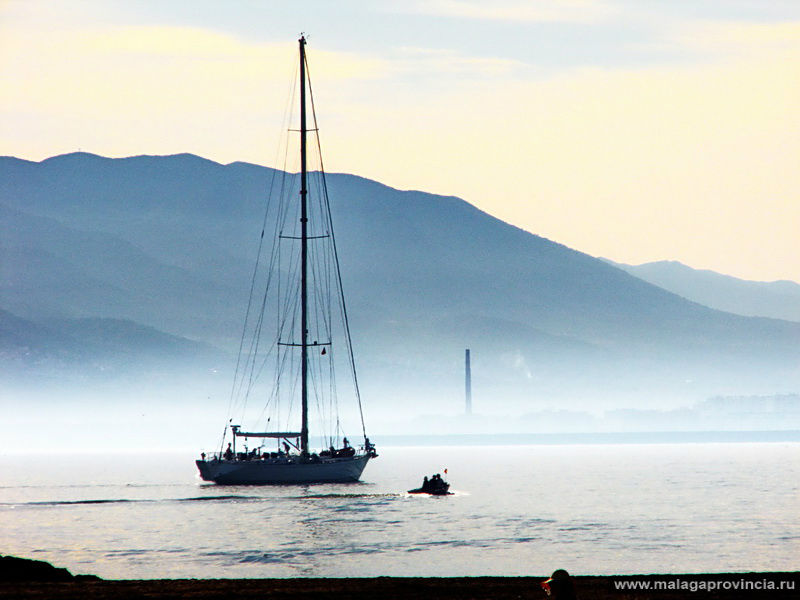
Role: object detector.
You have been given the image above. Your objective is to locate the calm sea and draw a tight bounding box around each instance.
[1,442,798,579]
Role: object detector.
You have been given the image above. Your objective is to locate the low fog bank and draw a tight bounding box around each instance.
[0,383,228,455]
[370,394,800,437]
[4,369,799,453]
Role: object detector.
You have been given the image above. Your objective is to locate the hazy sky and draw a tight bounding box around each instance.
[2,0,799,282]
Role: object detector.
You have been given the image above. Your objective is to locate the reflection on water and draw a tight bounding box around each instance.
[0,443,798,578]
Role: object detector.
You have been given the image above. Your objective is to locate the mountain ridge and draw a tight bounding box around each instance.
[0,308,225,387]
[611,259,800,323]
[2,152,798,409]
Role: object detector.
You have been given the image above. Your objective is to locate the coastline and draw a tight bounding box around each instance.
[2,569,798,599]
[374,430,800,446]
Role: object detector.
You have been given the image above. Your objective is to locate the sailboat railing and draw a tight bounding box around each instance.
[232,431,302,438]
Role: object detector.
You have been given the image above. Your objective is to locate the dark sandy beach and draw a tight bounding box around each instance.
[3,553,798,599]
[2,572,798,599]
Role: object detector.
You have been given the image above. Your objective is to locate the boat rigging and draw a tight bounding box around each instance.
[196,35,377,484]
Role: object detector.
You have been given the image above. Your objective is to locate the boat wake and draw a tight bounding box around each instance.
[3,492,402,509]
[296,492,400,500]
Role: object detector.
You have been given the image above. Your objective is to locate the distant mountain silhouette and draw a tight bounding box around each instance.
[609,260,800,323]
[0,308,223,385]
[2,152,799,409]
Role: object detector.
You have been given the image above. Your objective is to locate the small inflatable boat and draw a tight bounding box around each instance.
[408,474,451,495]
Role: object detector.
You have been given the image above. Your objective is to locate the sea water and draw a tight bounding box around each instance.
[0,443,798,579]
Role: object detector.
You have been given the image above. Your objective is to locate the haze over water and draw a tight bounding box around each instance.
[1,442,797,579]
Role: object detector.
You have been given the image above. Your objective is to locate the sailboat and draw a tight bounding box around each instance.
[196,35,377,484]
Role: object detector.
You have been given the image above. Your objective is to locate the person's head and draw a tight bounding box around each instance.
[541,569,576,599]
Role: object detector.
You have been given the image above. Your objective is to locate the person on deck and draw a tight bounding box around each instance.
[224,443,233,461]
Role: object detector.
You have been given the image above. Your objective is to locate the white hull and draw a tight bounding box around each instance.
[196,454,371,484]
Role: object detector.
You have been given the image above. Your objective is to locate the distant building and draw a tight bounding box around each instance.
[699,394,800,415]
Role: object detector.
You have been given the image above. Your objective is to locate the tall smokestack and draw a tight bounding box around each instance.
[465,349,472,415]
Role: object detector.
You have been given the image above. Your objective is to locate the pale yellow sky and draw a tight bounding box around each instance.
[2,1,799,282]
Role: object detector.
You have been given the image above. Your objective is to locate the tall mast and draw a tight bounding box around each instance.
[299,35,309,454]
